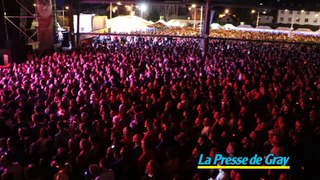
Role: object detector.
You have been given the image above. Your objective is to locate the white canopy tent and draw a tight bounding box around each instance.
[256,25,272,30]
[166,19,197,27]
[222,24,236,30]
[236,24,255,31]
[294,28,313,32]
[210,23,221,29]
[293,28,319,36]
[107,16,153,33]
[255,26,275,33]
[156,19,168,26]
[276,27,291,31]
[237,24,254,29]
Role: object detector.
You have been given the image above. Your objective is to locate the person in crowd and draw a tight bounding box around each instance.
[142,159,160,180]
[0,152,22,180]
[97,157,115,180]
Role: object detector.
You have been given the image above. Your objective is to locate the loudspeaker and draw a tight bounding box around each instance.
[61,31,70,47]
[4,41,26,64]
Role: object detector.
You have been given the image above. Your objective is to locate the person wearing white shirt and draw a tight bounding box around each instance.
[215,169,230,180]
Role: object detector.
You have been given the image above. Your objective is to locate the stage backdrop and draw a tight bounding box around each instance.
[36,0,54,52]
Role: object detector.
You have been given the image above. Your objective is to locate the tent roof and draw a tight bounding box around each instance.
[148,22,167,28]
[223,24,236,29]
[275,27,291,31]
[157,19,167,25]
[210,23,221,29]
[256,26,272,29]
[237,24,253,29]
[108,15,153,33]
[166,19,196,27]
[294,28,313,32]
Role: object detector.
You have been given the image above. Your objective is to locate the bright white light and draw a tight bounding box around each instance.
[225,9,229,14]
[191,4,196,8]
[108,16,151,33]
[65,6,69,10]
[113,7,118,13]
[141,4,147,12]
[125,5,131,10]
[117,2,122,5]
[251,9,256,14]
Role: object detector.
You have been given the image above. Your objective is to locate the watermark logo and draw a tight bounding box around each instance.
[197,154,290,170]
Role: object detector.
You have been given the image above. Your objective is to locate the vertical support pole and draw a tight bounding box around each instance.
[69,2,75,47]
[201,0,211,56]
[110,3,112,19]
[62,9,64,27]
[76,1,80,46]
[2,0,9,41]
[193,7,196,29]
[200,6,203,35]
[53,0,57,45]
[256,11,260,28]
[109,3,112,32]
[289,13,294,38]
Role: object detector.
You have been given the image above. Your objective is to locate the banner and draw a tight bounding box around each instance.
[36,0,54,52]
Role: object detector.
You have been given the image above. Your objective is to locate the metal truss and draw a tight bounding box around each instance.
[2,0,38,44]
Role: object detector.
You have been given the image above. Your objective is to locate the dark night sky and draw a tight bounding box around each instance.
[57,0,65,6]
[0,0,21,48]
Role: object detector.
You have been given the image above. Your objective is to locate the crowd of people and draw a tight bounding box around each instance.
[116,27,320,43]
[0,36,319,180]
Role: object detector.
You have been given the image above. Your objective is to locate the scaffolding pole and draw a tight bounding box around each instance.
[201,0,212,56]
[2,0,38,44]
